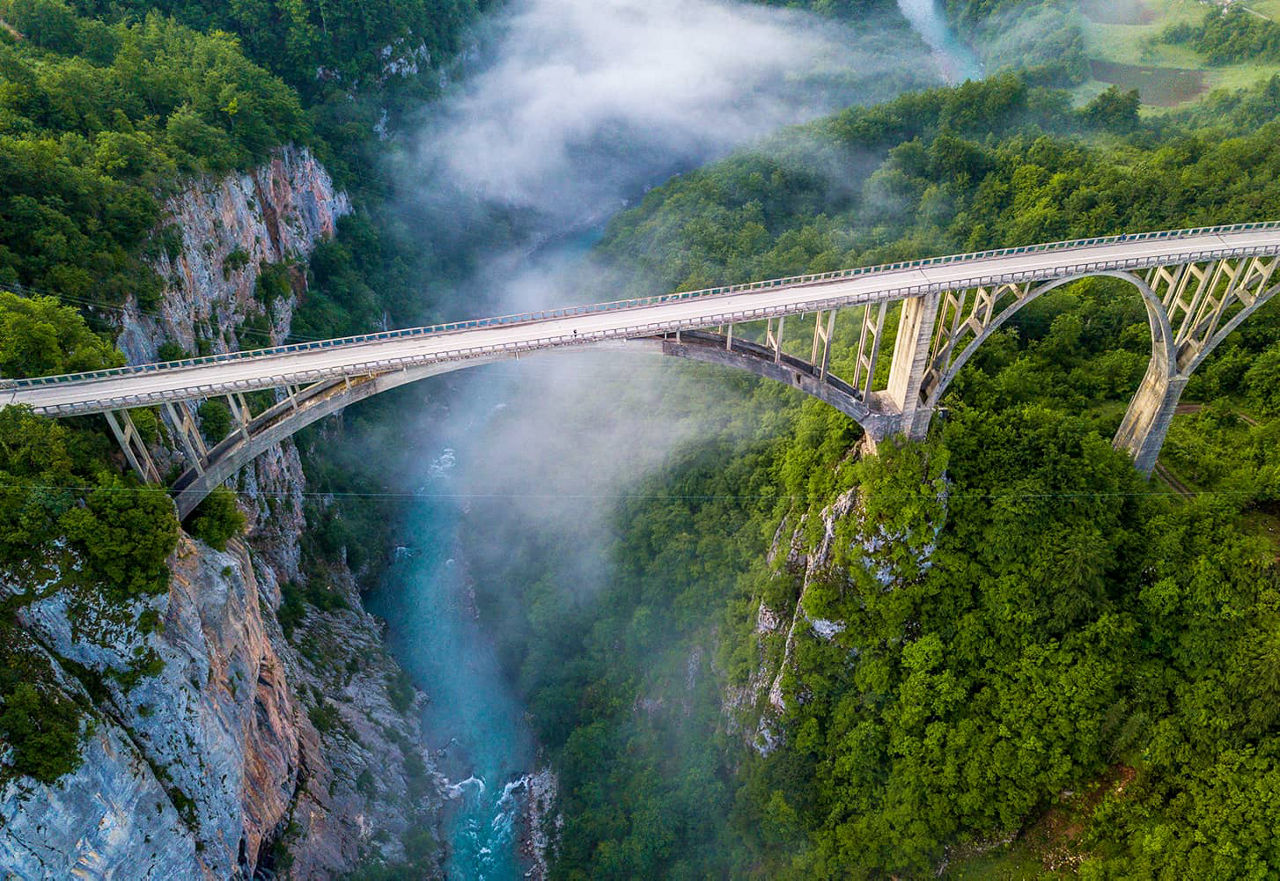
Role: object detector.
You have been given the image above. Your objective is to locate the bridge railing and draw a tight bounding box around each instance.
[17,239,1280,416]
[4,220,1280,391]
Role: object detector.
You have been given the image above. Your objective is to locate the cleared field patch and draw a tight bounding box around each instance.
[1089,58,1206,105]
[1081,0,1155,26]
[1076,0,1280,109]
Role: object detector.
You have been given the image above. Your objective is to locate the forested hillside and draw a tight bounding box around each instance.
[0,0,478,873]
[0,0,310,787]
[0,0,481,602]
[0,2,306,298]
[1163,6,1280,66]
[73,0,478,95]
[463,75,1280,878]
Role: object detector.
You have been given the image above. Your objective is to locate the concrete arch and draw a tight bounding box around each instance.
[633,331,882,426]
[174,331,877,518]
[922,270,1177,412]
[1114,270,1280,473]
[1184,276,1280,376]
[173,362,472,518]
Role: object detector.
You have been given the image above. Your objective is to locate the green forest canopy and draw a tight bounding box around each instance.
[458,74,1280,879]
[0,1,309,304]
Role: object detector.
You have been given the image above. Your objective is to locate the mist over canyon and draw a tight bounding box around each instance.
[365,0,963,875]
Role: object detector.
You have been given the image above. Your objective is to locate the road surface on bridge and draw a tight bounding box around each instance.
[6,224,1280,417]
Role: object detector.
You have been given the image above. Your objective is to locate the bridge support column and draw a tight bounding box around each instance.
[164,402,208,475]
[884,292,941,439]
[104,410,161,484]
[852,302,887,398]
[226,392,253,442]
[811,309,837,381]
[1114,363,1188,477]
[766,317,786,364]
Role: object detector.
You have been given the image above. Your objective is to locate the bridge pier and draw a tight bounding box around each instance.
[884,292,941,440]
[1114,364,1188,476]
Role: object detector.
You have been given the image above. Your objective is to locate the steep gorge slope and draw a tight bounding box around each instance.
[0,147,445,880]
[0,1,490,873]
[461,76,1280,878]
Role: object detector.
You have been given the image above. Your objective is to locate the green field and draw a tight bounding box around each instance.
[1075,0,1280,109]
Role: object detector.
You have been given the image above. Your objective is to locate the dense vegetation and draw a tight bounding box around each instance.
[603,75,1280,288]
[456,75,1280,878]
[186,486,248,551]
[0,622,86,784]
[1163,6,1280,66]
[0,0,309,306]
[69,0,488,199]
[73,0,480,99]
[0,293,180,780]
[0,0,311,784]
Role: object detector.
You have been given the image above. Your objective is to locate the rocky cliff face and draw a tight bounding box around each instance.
[2,539,300,878]
[0,148,444,880]
[726,449,944,755]
[1,531,445,879]
[117,145,350,364]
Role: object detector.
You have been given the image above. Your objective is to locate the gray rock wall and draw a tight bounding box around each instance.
[1,147,443,880]
[117,145,351,364]
[726,453,944,756]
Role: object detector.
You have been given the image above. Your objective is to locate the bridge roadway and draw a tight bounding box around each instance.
[6,224,1280,417]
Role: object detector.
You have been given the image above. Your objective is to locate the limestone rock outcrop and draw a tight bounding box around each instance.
[726,465,944,756]
[117,145,350,364]
[0,147,443,880]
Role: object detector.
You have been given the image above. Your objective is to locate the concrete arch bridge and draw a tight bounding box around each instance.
[5,222,1280,518]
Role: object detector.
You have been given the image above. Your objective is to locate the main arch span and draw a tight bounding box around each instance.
[5,222,1280,516]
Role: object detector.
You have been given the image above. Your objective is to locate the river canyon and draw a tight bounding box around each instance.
[10,0,1280,877]
[364,0,978,875]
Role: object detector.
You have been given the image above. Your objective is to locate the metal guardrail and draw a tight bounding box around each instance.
[5,221,1280,396]
[14,241,1280,418]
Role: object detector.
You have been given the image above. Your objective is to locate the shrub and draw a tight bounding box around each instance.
[60,474,179,598]
[186,486,247,551]
[129,408,159,445]
[196,399,232,442]
[0,682,83,783]
[156,341,188,362]
[0,293,122,379]
[254,261,294,306]
[1244,345,1280,416]
[308,700,342,734]
[222,247,250,277]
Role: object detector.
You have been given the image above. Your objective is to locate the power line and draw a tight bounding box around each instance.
[0,481,1256,502]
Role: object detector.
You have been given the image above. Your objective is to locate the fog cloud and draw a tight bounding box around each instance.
[374,0,947,866]
[388,0,947,595]
[405,0,937,236]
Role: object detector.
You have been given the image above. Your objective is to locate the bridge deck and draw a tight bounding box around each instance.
[7,225,1280,416]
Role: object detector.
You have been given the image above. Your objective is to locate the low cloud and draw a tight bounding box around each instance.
[402,0,938,238]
